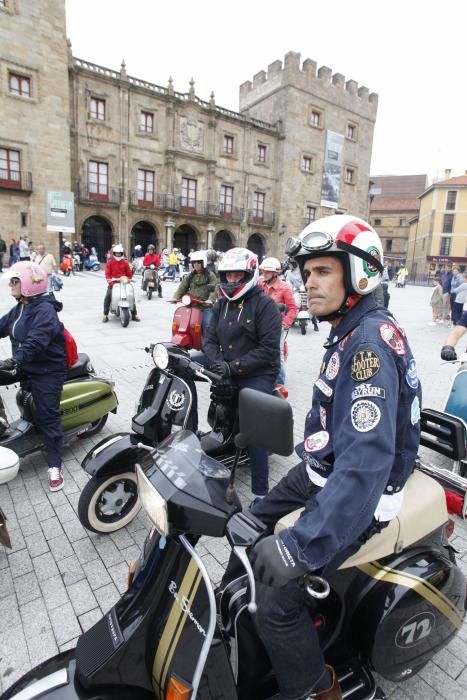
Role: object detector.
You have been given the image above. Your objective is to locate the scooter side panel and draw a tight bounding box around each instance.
[59,381,118,431]
[443,369,467,425]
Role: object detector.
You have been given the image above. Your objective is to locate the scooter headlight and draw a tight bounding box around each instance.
[153,343,169,370]
[135,463,169,536]
[181,294,191,306]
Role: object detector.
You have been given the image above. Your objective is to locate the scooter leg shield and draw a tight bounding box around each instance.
[81,433,148,479]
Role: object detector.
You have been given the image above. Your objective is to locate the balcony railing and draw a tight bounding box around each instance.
[78,184,121,205]
[0,170,32,192]
[128,191,244,221]
[247,209,275,226]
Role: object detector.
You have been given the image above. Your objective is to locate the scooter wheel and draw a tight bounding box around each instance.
[92,264,100,272]
[147,288,153,300]
[121,308,130,327]
[78,472,140,533]
[76,414,108,439]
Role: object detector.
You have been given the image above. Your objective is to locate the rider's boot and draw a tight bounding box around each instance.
[309,666,342,700]
[131,312,141,322]
[102,315,109,323]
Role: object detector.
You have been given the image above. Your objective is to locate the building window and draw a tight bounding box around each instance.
[90,97,106,120]
[306,206,316,224]
[302,156,312,172]
[346,123,357,140]
[345,168,355,184]
[220,185,233,217]
[21,212,27,227]
[9,73,31,97]
[0,148,21,187]
[253,191,265,221]
[223,135,234,154]
[442,213,454,233]
[257,144,267,163]
[373,218,382,226]
[440,237,451,256]
[137,169,154,206]
[446,191,457,210]
[88,160,108,201]
[399,218,408,226]
[139,111,154,133]
[181,177,197,211]
[386,239,393,252]
[310,110,322,127]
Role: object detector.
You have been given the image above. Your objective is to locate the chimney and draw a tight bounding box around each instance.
[444,169,452,178]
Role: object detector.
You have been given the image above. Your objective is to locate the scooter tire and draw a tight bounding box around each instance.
[64,269,70,277]
[300,320,307,335]
[78,472,140,533]
[121,308,130,327]
[92,264,100,272]
[76,414,108,439]
[147,288,153,300]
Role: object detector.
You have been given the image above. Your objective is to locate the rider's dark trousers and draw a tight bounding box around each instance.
[0,368,65,469]
[223,461,385,700]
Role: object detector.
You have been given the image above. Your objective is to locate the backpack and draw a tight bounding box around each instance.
[64,327,78,368]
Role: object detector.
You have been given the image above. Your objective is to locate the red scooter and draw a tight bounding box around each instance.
[60,253,73,276]
[169,294,212,350]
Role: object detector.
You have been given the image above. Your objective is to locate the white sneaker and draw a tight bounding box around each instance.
[48,467,64,492]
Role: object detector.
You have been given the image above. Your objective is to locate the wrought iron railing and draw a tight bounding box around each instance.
[78,184,121,205]
[128,191,244,221]
[247,209,275,226]
[0,170,32,192]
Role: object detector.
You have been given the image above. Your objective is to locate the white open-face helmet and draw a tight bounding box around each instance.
[112,244,124,257]
[218,247,259,301]
[259,257,281,273]
[286,215,384,297]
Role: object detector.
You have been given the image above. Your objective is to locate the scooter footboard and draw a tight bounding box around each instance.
[81,433,150,478]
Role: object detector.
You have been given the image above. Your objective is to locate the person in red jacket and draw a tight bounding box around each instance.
[102,244,140,322]
[258,257,297,327]
[142,244,162,298]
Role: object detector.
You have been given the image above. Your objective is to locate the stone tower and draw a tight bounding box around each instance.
[0,0,71,254]
[239,51,378,236]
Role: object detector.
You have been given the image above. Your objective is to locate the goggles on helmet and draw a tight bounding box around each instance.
[286,231,335,256]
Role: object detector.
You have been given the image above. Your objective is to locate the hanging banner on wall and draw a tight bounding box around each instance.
[47,191,75,233]
[320,131,344,209]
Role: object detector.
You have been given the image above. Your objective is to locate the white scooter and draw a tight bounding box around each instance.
[0,446,20,549]
[109,277,135,327]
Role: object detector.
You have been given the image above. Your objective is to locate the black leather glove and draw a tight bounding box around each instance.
[210,380,237,402]
[250,534,307,588]
[441,345,457,361]
[0,358,17,372]
[210,361,231,378]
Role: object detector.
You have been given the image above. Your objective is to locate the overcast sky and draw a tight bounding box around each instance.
[65,0,467,182]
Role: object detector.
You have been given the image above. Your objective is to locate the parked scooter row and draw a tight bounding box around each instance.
[4,389,467,700]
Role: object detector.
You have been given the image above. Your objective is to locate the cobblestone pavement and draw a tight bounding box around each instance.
[0,270,466,698]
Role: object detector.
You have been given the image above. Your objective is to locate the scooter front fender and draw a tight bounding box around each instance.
[2,650,151,699]
[81,432,148,479]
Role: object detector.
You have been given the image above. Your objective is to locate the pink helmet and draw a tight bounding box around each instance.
[9,261,48,297]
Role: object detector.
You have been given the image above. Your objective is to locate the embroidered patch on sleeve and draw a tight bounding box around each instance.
[379,323,406,355]
[350,350,381,382]
[351,400,381,432]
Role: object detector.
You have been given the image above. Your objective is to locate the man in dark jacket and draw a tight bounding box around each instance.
[221,217,422,700]
[202,247,281,500]
[0,261,67,491]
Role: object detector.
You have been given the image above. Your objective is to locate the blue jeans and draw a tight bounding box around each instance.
[191,353,274,495]
[201,308,213,335]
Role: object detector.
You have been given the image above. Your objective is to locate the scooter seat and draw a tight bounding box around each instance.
[274,470,448,569]
[65,353,91,380]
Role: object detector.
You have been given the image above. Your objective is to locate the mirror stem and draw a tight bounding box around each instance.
[225,447,242,503]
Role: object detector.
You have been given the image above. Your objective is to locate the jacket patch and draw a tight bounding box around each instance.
[379,323,406,355]
[406,358,419,389]
[314,378,333,397]
[351,383,386,401]
[351,400,381,432]
[320,406,327,429]
[350,350,381,382]
[325,352,340,380]
[411,396,420,425]
[304,430,330,452]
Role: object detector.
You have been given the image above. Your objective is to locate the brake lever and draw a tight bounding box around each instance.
[233,546,257,614]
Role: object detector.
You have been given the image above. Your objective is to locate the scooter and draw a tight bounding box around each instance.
[109,277,136,327]
[170,294,210,350]
[83,253,100,272]
[142,265,162,300]
[72,253,82,273]
[4,391,467,700]
[0,353,118,465]
[442,351,467,476]
[77,342,247,533]
[293,285,318,334]
[60,253,73,277]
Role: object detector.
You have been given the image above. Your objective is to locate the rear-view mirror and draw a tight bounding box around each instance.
[235,388,294,456]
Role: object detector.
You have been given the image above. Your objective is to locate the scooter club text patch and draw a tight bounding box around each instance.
[350,350,381,382]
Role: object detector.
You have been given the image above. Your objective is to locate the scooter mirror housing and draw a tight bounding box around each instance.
[235,388,294,456]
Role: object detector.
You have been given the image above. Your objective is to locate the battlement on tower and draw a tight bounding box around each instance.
[239,51,378,117]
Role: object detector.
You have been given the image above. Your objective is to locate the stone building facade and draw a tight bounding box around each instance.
[1,0,378,262]
[0,0,71,257]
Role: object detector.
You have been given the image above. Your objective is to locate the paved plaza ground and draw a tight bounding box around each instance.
[0,269,466,698]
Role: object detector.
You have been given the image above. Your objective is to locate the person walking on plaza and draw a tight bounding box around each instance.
[441,264,453,323]
[396,264,408,288]
[428,276,444,325]
[0,261,67,491]
[449,267,463,326]
[441,272,467,361]
[0,235,6,272]
[102,244,140,323]
[9,238,20,266]
[202,247,281,502]
[35,243,57,292]
[172,251,218,333]
[18,236,30,261]
[221,215,422,700]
